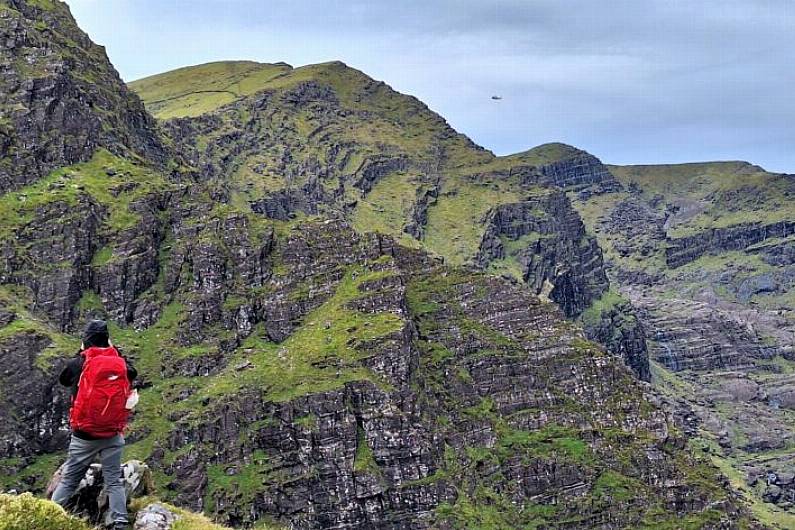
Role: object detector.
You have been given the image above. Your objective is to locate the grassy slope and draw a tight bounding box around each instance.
[573,161,795,304]
[609,162,794,237]
[127,61,293,119]
[0,148,174,241]
[131,60,485,163]
[131,63,590,269]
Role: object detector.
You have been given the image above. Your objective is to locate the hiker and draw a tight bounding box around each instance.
[51,319,138,530]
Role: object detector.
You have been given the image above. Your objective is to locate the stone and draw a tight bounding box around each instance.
[763,484,782,503]
[134,503,179,530]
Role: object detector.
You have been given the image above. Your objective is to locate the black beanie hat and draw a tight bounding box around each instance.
[83,319,110,348]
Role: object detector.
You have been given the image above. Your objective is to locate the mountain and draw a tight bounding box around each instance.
[130,62,648,380]
[0,1,785,529]
[570,160,795,526]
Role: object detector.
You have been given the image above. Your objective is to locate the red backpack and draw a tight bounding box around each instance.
[70,346,131,438]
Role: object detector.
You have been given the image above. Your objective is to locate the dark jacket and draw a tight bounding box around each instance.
[59,347,138,440]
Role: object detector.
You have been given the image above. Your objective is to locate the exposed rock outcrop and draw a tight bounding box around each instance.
[0,0,165,193]
[666,221,795,268]
[155,223,742,529]
[135,503,179,530]
[533,152,623,193]
[0,329,70,459]
[476,190,609,317]
[583,298,651,381]
[633,293,779,372]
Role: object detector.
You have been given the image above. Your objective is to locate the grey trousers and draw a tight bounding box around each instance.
[51,433,128,525]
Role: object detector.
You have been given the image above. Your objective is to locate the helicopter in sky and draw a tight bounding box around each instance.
[491,95,503,100]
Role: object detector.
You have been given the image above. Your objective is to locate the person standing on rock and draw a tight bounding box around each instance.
[51,319,138,530]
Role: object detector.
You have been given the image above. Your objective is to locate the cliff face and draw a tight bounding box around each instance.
[0,1,768,528]
[0,0,165,193]
[665,221,795,268]
[131,62,650,379]
[475,190,608,318]
[1,214,748,528]
[572,160,795,523]
[157,222,734,529]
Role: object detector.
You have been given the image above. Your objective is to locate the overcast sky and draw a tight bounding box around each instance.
[68,0,794,172]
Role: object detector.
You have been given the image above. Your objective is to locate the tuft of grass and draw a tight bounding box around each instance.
[0,493,91,530]
[204,451,272,514]
[581,289,627,327]
[592,470,640,502]
[435,488,557,530]
[353,426,380,474]
[494,424,593,465]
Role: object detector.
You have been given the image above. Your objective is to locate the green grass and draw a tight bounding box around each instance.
[131,59,480,167]
[581,289,627,327]
[0,149,173,242]
[609,161,794,237]
[90,247,113,266]
[436,490,557,530]
[0,453,65,492]
[204,451,272,513]
[350,171,423,245]
[0,493,91,530]
[451,142,583,176]
[494,424,593,465]
[353,426,380,474]
[592,470,640,502]
[191,264,404,403]
[129,61,293,119]
[423,180,520,265]
[501,142,585,167]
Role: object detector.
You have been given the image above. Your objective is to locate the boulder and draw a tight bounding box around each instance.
[134,503,180,530]
[46,460,154,524]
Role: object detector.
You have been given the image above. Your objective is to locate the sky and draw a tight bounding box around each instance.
[67,0,795,172]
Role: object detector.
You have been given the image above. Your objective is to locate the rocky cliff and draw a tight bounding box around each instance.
[475,190,608,318]
[0,0,164,193]
[129,61,651,380]
[571,160,795,525]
